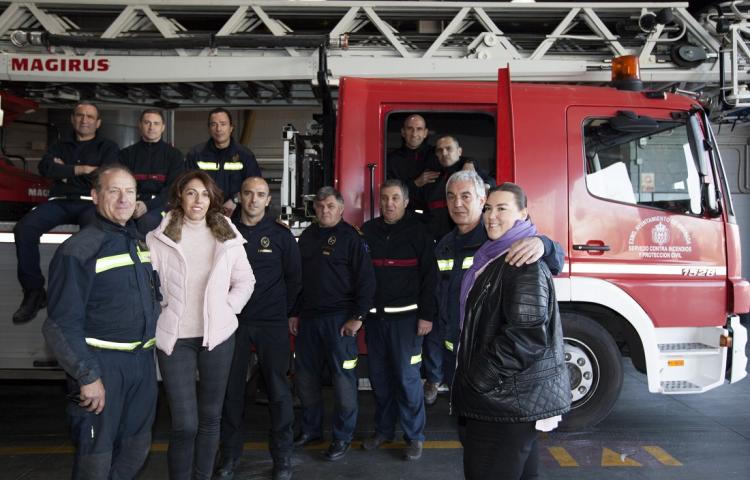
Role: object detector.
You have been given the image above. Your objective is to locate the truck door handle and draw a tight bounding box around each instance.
[573,244,610,252]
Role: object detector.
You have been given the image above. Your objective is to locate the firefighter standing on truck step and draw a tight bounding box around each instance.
[42,164,161,479]
[12,102,119,325]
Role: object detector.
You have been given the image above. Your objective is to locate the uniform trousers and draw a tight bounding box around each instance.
[366,314,426,443]
[67,348,157,480]
[14,199,96,290]
[295,313,359,442]
[157,336,235,480]
[220,324,294,462]
[422,324,444,385]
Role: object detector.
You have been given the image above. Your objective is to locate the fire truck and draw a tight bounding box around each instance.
[0,0,749,429]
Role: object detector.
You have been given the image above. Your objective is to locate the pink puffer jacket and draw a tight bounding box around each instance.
[146,213,255,355]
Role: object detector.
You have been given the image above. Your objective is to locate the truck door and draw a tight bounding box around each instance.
[567,107,727,328]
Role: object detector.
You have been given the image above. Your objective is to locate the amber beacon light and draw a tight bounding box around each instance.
[611,55,644,91]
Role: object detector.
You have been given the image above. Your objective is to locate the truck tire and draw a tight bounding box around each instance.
[559,312,623,431]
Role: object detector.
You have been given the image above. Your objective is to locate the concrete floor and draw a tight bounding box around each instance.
[2,351,750,480]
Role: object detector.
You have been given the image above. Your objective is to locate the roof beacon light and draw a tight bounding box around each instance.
[611,55,644,92]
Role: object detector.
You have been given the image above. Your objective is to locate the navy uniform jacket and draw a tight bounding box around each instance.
[118,140,185,212]
[361,212,437,321]
[435,222,564,353]
[42,215,161,385]
[38,135,120,198]
[235,215,302,326]
[386,142,436,211]
[417,157,495,241]
[186,138,261,200]
[296,220,375,319]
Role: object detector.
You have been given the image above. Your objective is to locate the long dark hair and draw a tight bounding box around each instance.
[164,170,235,243]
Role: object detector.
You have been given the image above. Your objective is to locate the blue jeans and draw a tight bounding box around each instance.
[295,313,359,442]
[157,336,235,480]
[366,314,426,443]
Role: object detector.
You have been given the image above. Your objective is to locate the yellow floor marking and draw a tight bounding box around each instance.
[601,447,642,467]
[547,446,579,467]
[643,446,683,466]
[0,445,74,455]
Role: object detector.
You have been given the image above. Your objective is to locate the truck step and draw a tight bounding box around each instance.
[658,343,718,355]
[660,380,702,393]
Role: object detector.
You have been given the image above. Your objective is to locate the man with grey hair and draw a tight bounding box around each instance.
[423,170,564,406]
[292,186,376,462]
[419,135,495,241]
[360,179,437,460]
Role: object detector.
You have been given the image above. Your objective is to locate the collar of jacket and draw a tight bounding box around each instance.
[206,137,237,154]
[61,134,102,147]
[151,210,246,252]
[93,213,140,238]
[439,220,487,253]
[233,213,273,233]
[139,139,165,150]
[374,210,418,232]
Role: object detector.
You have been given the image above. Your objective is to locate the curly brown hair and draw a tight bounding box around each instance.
[164,170,235,243]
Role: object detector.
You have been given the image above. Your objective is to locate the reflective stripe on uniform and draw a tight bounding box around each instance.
[437,259,453,271]
[369,304,419,314]
[196,161,219,170]
[85,337,157,351]
[462,257,474,269]
[444,340,454,352]
[410,353,422,365]
[95,253,134,273]
[96,249,151,274]
[342,358,358,370]
[223,162,244,171]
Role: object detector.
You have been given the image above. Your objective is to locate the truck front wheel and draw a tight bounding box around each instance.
[559,312,623,431]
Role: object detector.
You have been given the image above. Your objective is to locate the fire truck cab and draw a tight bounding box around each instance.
[333,70,750,429]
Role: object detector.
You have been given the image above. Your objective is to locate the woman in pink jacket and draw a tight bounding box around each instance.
[146,171,255,480]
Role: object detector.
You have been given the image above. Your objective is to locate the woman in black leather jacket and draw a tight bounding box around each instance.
[452,183,570,480]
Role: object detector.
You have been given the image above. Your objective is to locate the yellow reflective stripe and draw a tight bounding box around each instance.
[196,161,220,171]
[383,304,418,313]
[223,162,244,171]
[462,257,474,269]
[85,337,141,351]
[342,358,358,370]
[437,259,453,271]
[444,340,454,352]
[95,253,134,273]
[137,250,151,263]
[142,338,156,349]
[369,308,376,314]
[410,353,422,365]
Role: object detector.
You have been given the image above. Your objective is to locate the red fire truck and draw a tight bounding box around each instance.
[321,61,750,429]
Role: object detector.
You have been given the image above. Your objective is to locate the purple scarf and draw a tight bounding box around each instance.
[459,219,537,329]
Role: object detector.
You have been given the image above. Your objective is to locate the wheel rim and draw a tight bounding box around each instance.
[564,337,600,407]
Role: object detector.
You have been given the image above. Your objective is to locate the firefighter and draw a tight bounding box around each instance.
[386,114,439,210]
[360,179,437,461]
[118,108,184,234]
[429,170,564,402]
[185,107,261,217]
[12,102,119,324]
[217,177,301,480]
[419,135,495,241]
[292,186,375,462]
[42,164,160,479]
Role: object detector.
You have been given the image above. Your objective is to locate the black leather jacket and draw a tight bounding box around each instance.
[451,254,570,423]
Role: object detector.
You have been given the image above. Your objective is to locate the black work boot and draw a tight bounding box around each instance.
[12,288,47,325]
[215,456,239,479]
[272,458,293,480]
[323,440,350,461]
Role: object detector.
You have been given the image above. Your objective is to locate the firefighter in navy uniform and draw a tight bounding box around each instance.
[42,165,161,480]
[217,177,301,480]
[386,114,438,210]
[186,107,261,218]
[13,102,119,324]
[118,108,184,234]
[432,171,564,396]
[360,179,437,461]
[291,186,375,462]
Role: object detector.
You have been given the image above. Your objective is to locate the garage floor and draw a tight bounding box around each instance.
[2,343,750,480]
